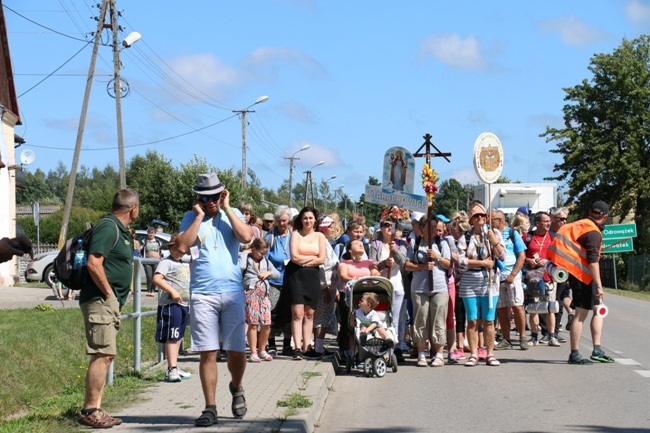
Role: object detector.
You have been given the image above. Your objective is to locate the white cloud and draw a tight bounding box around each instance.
[419,33,487,70]
[166,54,239,101]
[289,140,343,169]
[277,101,315,124]
[626,0,650,24]
[538,16,608,46]
[242,47,328,82]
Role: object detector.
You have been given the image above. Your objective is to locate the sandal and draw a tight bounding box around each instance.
[194,407,217,427]
[259,351,273,361]
[465,355,478,367]
[486,355,501,366]
[229,382,247,419]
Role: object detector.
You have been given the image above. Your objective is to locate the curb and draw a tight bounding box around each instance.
[278,359,336,433]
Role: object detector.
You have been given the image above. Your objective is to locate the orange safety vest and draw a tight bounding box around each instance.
[547,218,602,285]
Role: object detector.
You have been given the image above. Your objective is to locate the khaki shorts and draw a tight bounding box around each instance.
[81,296,121,355]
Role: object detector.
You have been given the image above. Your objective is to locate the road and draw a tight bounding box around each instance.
[317,293,650,433]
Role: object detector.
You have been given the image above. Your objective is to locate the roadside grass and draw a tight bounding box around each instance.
[606,287,650,302]
[0,301,161,432]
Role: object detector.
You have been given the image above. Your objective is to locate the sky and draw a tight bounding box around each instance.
[4,0,650,204]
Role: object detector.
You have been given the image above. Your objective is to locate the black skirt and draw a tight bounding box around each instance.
[274,262,321,326]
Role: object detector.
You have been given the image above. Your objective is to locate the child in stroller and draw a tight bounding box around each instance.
[346,278,399,377]
[355,292,394,347]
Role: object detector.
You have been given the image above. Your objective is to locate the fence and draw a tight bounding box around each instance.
[627,254,650,290]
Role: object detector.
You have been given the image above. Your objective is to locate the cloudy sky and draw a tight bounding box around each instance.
[5,0,650,202]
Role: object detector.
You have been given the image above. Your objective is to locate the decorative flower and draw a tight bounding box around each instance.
[380,205,410,222]
[421,163,439,207]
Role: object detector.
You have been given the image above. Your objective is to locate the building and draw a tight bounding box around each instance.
[473,182,558,216]
[1,1,23,285]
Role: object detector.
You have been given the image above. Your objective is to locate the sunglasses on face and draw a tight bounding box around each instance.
[201,194,221,203]
[381,222,392,228]
[473,213,487,219]
[555,217,567,222]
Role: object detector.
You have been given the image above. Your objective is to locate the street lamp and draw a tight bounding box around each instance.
[233,95,269,191]
[304,161,325,207]
[322,175,337,212]
[285,144,310,208]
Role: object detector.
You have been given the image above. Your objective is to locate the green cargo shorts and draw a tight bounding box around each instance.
[81,296,120,355]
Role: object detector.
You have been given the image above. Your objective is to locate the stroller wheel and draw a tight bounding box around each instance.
[390,354,398,373]
[373,357,387,377]
[363,358,373,377]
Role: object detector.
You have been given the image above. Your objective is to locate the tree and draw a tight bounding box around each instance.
[542,35,650,252]
[359,176,383,223]
[16,168,59,205]
[434,178,475,217]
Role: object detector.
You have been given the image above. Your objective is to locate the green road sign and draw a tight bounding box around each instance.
[602,223,637,240]
[602,237,634,253]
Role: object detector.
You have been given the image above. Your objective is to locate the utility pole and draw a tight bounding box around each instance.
[232,96,268,192]
[234,109,249,191]
[109,0,126,188]
[57,1,108,249]
[285,145,310,208]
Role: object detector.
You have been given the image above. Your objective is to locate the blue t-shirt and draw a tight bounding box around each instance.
[180,208,247,294]
[497,227,526,279]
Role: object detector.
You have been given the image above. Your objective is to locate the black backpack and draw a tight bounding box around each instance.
[54,219,118,290]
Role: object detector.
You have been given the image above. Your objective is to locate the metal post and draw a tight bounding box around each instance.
[613,254,618,290]
[133,258,142,371]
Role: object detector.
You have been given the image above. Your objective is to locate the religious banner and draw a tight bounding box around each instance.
[365,146,428,212]
[473,132,504,184]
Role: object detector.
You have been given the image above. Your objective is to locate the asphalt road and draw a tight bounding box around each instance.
[317,293,650,433]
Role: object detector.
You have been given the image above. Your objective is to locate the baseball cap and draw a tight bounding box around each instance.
[591,201,609,215]
[516,206,530,215]
[437,214,451,223]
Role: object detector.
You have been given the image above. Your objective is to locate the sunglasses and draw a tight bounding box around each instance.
[201,194,221,203]
[473,213,488,219]
[555,217,567,222]
[381,222,392,228]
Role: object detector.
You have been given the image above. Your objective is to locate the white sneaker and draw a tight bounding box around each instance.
[165,367,181,383]
[178,368,192,380]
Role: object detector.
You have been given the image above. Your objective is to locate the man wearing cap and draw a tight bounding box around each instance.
[547,201,613,365]
[177,173,253,426]
[261,213,275,237]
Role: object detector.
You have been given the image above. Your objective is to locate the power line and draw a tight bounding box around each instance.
[17,40,92,98]
[26,112,239,151]
[2,3,107,45]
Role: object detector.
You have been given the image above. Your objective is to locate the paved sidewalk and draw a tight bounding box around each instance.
[1,286,336,432]
[111,353,335,433]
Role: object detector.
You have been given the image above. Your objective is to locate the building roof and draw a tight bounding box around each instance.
[0,1,21,123]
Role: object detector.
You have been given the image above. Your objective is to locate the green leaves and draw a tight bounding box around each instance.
[542,35,650,252]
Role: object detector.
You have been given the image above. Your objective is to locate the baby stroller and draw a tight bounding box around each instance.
[345,276,398,377]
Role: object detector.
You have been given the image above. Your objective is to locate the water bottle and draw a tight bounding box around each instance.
[73,239,85,270]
